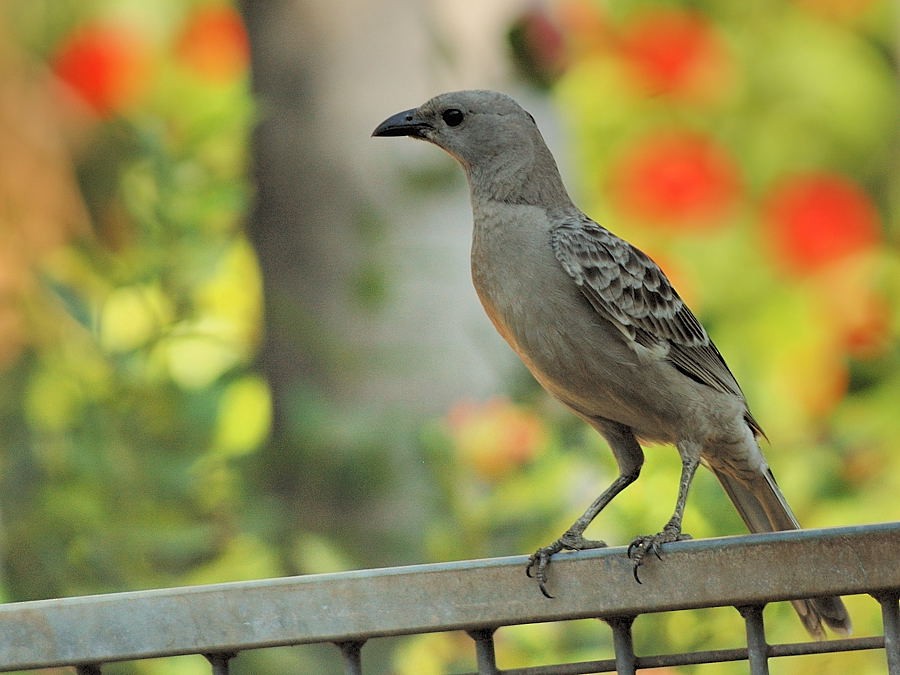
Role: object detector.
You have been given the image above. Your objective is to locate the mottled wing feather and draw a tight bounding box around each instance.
[550,219,747,403]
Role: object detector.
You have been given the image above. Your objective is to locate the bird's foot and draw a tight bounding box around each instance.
[525,532,607,599]
[627,527,691,583]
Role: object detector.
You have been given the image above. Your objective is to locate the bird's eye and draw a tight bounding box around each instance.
[441,108,465,127]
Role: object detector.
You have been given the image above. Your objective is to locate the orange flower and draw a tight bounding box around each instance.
[52,21,149,117]
[841,292,890,358]
[177,4,249,81]
[619,9,731,101]
[446,398,547,481]
[810,257,891,359]
[610,131,740,228]
[763,173,880,275]
[795,0,878,21]
[558,0,612,58]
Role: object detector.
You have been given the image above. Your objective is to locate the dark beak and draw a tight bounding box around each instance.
[372,107,430,138]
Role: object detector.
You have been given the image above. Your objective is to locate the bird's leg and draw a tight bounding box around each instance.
[628,445,700,582]
[526,470,639,597]
[527,422,643,598]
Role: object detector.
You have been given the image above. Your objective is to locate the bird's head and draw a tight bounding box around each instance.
[373,90,568,204]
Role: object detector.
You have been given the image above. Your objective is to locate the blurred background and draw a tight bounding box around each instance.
[0,0,897,673]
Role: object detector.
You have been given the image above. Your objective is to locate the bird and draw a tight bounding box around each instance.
[372,89,850,638]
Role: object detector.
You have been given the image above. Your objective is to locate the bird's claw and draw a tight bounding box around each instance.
[627,529,691,583]
[525,533,607,598]
[525,545,559,598]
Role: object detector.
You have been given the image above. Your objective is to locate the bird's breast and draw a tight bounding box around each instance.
[469,204,683,439]
[470,207,567,355]
[471,207,628,389]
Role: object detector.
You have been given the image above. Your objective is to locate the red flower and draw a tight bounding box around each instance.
[620,9,730,100]
[610,131,740,227]
[508,9,567,87]
[52,22,149,117]
[177,5,249,81]
[764,173,880,274]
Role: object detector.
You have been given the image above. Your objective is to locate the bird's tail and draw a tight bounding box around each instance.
[711,465,852,639]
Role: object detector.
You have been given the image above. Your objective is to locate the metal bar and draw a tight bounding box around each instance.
[468,629,499,674]
[738,605,770,675]
[495,658,617,674]
[767,635,885,657]
[606,616,636,675]
[75,666,102,675]
[0,523,898,671]
[204,652,234,675]
[336,641,365,675]
[481,634,891,675]
[639,647,748,668]
[876,592,900,675]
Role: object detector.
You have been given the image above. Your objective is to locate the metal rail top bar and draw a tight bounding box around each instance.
[1,523,898,670]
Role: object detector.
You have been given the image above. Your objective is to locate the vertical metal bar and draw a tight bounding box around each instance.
[76,666,102,675]
[204,652,235,675]
[467,628,499,675]
[875,592,900,675]
[337,640,365,675]
[606,616,637,675]
[738,605,770,675]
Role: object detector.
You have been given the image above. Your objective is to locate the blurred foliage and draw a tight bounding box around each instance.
[405,0,899,672]
[0,1,283,673]
[0,0,897,674]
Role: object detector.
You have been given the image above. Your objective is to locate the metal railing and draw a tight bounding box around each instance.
[1,522,898,674]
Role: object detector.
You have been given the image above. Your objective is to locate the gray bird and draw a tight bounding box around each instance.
[372,89,850,638]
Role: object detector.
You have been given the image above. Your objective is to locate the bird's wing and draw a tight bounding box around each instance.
[550,218,748,403]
